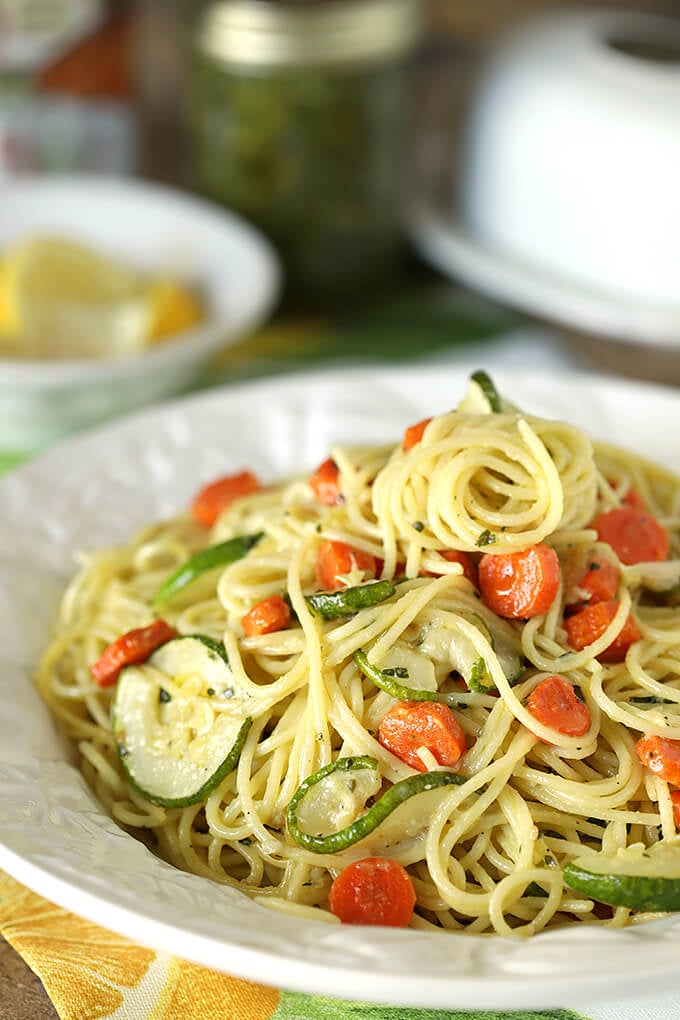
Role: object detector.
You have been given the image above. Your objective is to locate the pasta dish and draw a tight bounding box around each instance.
[36,372,680,935]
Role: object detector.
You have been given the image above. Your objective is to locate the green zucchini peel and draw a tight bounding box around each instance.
[286,755,465,854]
[470,370,502,412]
[305,579,395,620]
[153,532,263,606]
[353,648,438,702]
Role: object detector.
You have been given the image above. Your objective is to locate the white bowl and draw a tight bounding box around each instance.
[459,9,680,322]
[0,176,281,451]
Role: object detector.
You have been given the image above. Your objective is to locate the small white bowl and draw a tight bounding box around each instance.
[0,176,280,451]
[457,9,680,333]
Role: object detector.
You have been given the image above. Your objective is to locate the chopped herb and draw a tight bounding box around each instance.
[630,696,674,705]
[206,687,216,697]
[540,829,565,840]
[158,688,172,704]
[476,529,496,547]
[382,667,410,679]
[412,520,425,532]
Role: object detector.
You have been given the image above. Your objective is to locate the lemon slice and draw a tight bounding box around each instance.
[563,842,680,911]
[1,237,152,359]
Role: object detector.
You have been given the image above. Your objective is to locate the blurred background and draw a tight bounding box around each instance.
[1,0,680,452]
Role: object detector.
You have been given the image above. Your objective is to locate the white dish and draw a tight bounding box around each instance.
[410,202,680,349]
[0,175,280,451]
[458,10,680,315]
[1,365,680,1011]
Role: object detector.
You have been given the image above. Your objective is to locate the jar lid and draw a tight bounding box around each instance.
[195,0,424,69]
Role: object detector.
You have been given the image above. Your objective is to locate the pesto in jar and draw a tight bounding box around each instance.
[187,1,422,306]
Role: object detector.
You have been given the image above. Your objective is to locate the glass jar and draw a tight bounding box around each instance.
[188,0,423,307]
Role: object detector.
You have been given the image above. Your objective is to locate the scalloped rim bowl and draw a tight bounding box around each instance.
[0,175,281,451]
[2,365,680,1011]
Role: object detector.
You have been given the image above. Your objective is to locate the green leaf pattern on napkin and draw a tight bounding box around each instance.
[274,991,587,1020]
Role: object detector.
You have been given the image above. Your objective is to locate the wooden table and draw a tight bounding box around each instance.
[0,936,57,1020]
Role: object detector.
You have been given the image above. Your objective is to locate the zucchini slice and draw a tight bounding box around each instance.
[354,647,439,702]
[113,634,252,807]
[286,756,465,854]
[563,842,680,911]
[463,614,524,693]
[418,612,524,694]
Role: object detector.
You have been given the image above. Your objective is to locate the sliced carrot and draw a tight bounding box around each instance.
[525,674,591,742]
[90,620,177,687]
[242,594,291,637]
[563,599,640,663]
[402,417,432,452]
[478,543,560,619]
[566,553,619,613]
[309,457,343,506]
[671,789,680,829]
[592,506,669,565]
[191,470,260,528]
[605,479,646,512]
[423,549,478,587]
[315,540,376,591]
[328,857,416,927]
[623,487,647,511]
[636,735,680,787]
[378,700,467,772]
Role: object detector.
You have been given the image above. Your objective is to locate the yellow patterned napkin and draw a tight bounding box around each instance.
[0,870,600,1020]
[0,870,278,1020]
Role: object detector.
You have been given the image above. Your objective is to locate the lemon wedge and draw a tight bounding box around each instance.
[147,279,204,342]
[0,238,138,359]
[0,236,206,360]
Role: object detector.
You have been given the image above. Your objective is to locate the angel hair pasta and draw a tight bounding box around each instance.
[36,371,680,936]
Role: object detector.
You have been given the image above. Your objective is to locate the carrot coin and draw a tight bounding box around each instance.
[563,599,640,663]
[191,470,260,528]
[309,457,343,506]
[478,543,560,619]
[242,594,291,636]
[378,701,466,772]
[90,620,177,687]
[402,417,432,451]
[636,735,680,787]
[526,674,591,742]
[592,507,669,565]
[329,857,416,927]
[315,540,376,591]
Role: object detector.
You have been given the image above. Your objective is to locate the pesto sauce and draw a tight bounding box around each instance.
[188,54,413,304]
